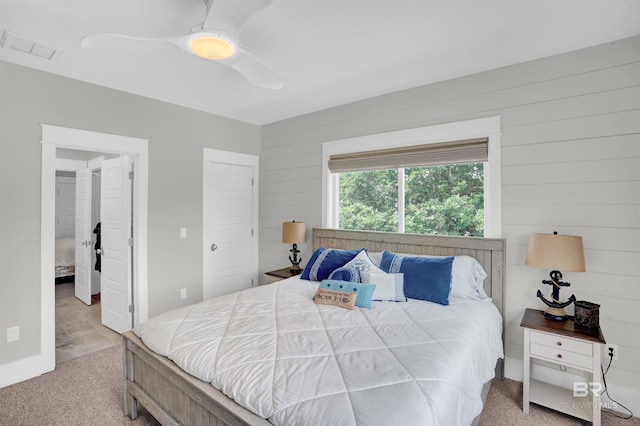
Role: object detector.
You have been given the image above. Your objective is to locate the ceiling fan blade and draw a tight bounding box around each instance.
[80,33,174,50]
[225,49,286,89]
[202,0,273,32]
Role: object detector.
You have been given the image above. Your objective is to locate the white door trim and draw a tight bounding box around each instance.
[202,148,259,296]
[39,124,149,377]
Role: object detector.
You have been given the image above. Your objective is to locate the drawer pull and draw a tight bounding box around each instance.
[556,341,562,346]
[557,354,563,359]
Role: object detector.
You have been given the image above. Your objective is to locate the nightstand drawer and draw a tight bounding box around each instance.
[530,330,592,356]
[530,342,593,369]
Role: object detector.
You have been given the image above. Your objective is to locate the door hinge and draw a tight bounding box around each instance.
[129,304,135,313]
[251,228,254,236]
[251,278,254,287]
[128,237,134,247]
[251,178,254,186]
[129,171,134,180]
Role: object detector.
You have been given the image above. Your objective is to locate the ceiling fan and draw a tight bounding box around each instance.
[80,0,286,89]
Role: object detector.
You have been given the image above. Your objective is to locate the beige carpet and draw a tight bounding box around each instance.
[479,377,638,426]
[0,345,159,426]
[0,344,636,425]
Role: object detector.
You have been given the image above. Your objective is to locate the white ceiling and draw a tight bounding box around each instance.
[2,0,639,125]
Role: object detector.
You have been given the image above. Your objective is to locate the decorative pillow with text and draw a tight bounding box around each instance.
[314,287,357,310]
[318,280,376,309]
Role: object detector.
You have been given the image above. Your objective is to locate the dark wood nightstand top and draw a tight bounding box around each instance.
[520,308,605,344]
[265,267,302,280]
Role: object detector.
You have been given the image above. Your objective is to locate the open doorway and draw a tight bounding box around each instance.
[40,125,149,374]
[54,150,121,363]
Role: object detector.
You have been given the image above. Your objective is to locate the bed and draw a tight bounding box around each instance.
[55,237,75,280]
[123,228,506,426]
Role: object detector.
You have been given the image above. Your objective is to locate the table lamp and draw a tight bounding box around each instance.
[282,221,306,273]
[525,232,586,321]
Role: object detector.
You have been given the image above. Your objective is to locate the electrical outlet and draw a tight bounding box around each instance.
[605,343,619,361]
[180,288,187,299]
[7,326,19,342]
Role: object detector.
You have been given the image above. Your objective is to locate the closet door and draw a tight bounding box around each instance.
[74,168,93,305]
[55,176,76,238]
[203,161,256,299]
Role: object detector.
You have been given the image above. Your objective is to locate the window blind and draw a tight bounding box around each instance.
[328,138,488,173]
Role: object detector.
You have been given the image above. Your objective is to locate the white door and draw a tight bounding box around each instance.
[55,177,76,238]
[100,156,133,333]
[74,168,92,305]
[203,161,255,298]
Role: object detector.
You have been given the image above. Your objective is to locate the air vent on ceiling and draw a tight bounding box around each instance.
[1,30,61,60]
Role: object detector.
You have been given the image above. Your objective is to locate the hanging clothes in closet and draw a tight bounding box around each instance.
[93,222,101,272]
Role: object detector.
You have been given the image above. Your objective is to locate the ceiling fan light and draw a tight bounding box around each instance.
[189,35,235,60]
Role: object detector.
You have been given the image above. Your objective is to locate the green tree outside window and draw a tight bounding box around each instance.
[339,163,484,237]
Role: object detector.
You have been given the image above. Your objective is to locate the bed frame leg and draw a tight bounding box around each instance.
[123,337,138,420]
[495,358,505,381]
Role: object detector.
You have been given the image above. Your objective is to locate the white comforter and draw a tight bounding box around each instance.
[135,276,503,426]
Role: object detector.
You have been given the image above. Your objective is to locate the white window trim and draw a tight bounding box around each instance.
[321,116,502,238]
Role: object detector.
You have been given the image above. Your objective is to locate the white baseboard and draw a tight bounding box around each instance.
[505,356,524,381]
[0,354,49,388]
[504,356,638,418]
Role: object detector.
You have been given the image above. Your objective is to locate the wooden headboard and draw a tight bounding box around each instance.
[312,228,506,379]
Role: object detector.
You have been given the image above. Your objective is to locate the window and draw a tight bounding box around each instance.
[337,163,485,236]
[322,117,502,238]
[339,168,399,232]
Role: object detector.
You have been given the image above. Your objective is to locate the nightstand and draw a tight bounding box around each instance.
[521,308,606,425]
[264,267,301,284]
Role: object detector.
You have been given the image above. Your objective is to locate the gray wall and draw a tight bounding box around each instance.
[261,36,640,409]
[0,62,260,364]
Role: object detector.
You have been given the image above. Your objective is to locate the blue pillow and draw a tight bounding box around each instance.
[301,247,326,280]
[379,251,453,305]
[328,266,360,282]
[318,279,376,309]
[301,248,362,281]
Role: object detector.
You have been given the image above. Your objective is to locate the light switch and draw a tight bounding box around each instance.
[7,326,19,342]
[180,227,187,238]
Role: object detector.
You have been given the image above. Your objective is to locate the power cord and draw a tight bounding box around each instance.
[601,349,633,419]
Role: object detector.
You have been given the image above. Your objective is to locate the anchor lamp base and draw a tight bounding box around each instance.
[543,306,569,321]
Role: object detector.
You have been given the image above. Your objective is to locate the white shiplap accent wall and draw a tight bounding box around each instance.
[261,36,640,414]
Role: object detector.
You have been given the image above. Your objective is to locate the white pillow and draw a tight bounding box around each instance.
[362,272,407,302]
[368,251,383,267]
[340,249,385,275]
[367,252,488,300]
[451,255,489,300]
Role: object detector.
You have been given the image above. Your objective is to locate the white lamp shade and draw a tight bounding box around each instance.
[525,232,586,272]
[282,221,306,244]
